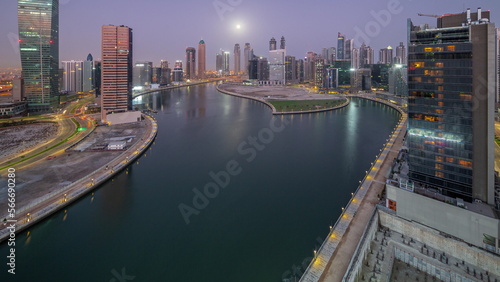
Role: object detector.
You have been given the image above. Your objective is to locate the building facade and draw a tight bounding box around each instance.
[18,0,59,112]
[185,47,196,79]
[408,9,496,203]
[198,40,206,79]
[234,43,241,75]
[101,24,133,114]
[269,49,286,84]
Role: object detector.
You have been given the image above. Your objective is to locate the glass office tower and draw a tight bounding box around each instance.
[18,0,59,112]
[408,9,495,204]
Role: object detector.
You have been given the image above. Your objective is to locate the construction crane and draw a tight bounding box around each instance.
[418,13,441,18]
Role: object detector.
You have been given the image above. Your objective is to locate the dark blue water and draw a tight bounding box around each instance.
[0,83,400,281]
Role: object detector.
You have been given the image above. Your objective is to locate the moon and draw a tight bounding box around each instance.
[236,24,241,29]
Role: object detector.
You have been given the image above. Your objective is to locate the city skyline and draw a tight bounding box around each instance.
[1,0,498,69]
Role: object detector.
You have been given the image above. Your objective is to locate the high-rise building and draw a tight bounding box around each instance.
[395,42,407,64]
[269,49,286,84]
[296,59,304,83]
[388,65,408,97]
[337,33,345,60]
[18,0,59,112]
[93,60,101,95]
[344,39,354,60]
[83,54,93,92]
[323,68,339,90]
[198,40,206,79]
[350,68,372,92]
[248,58,259,80]
[280,36,286,49]
[133,61,152,87]
[173,60,183,82]
[285,55,297,84]
[359,43,374,67]
[351,48,360,69]
[257,57,269,81]
[101,24,133,114]
[185,47,196,79]
[304,52,317,82]
[408,9,496,203]
[379,46,393,64]
[322,47,336,64]
[269,37,277,51]
[152,67,162,84]
[160,60,171,85]
[244,43,252,75]
[223,51,230,76]
[62,61,83,92]
[234,43,241,75]
[216,52,223,76]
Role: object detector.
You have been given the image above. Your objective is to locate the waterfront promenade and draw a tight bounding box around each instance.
[0,115,158,242]
[299,95,407,282]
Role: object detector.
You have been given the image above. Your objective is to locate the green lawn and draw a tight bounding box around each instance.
[495,135,500,147]
[269,99,347,112]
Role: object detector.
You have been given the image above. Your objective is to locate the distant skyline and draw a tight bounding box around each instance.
[1,0,499,69]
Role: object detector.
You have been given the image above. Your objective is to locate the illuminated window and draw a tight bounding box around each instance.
[424,140,435,145]
[438,86,444,91]
[435,62,444,68]
[438,125,444,130]
[438,148,444,154]
[436,156,444,162]
[436,109,444,114]
[459,160,473,168]
[424,47,434,52]
[411,62,425,68]
[438,94,444,99]
[435,171,444,178]
[446,157,455,163]
[435,78,444,83]
[438,102,444,107]
[412,77,422,82]
[460,94,472,101]
[435,164,444,170]
[447,45,456,51]
[435,47,444,52]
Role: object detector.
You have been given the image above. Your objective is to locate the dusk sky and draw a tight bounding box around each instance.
[1,0,499,69]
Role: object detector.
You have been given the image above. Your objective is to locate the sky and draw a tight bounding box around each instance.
[1,0,499,69]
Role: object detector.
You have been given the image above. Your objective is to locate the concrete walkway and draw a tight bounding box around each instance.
[0,115,158,242]
[299,96,407,282]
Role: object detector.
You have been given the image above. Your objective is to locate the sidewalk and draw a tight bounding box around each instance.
[299,96,407,282]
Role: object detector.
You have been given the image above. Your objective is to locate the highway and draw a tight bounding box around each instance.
[0,96,96,171]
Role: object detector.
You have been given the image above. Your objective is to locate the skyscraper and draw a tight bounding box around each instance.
[173,60,183,82]
[408,8,496,203]
[269,49,286,84]
[216,52,223,76]
[198,40,206,79]
[160,60,171,85]
[379,46,393,64]
[185,47,196,79]
[344,39,354,60]
[269,37,277,51]
[280,36,286,49]
[351,48,360,69]
[337,33,345,60]
[18,0,59,112]
[223,51,230,76]
[243,43,253,75]
[234,43,241,75]
[305,51,317,81]
[285,55,297,84]
[133,62,152,87]
[62,61,83,92]
[395,42,407,64]
[83,54,93,92]
[101,24,133,115]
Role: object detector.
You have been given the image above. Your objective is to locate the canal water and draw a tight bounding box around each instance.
[0,83,400,281]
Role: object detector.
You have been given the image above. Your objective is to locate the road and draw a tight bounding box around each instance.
[0,96,96,171]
